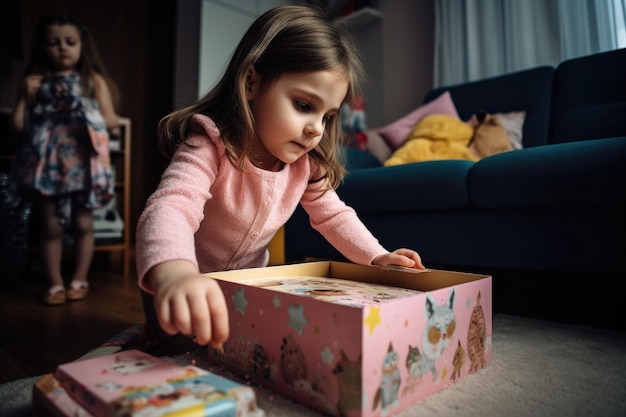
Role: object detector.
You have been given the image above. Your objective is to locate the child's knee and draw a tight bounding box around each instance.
[72,205,94,234]
[74,216,94,235]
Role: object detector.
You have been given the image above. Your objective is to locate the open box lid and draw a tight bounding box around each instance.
[205,261,491,292]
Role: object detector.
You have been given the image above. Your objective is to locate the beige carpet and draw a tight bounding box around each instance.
[2,314,626,417]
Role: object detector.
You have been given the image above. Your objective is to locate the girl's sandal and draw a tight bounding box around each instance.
[67,281,89,301]
[43,285,66,305]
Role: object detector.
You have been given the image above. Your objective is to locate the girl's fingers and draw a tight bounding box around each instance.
[169,294,194,336]
[192,279,229,346]
[207,281,229,344]
[393,249,425,269]
[155,298,178,335]
[187,292,212,346]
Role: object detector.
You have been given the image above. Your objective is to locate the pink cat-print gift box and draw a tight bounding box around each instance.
[206,261,492,417]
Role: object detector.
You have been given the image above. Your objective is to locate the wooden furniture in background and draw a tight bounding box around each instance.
[97,117,132,278]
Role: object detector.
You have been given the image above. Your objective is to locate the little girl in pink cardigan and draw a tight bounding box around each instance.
[136,5,425,348]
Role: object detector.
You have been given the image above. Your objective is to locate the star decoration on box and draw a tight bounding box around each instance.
[288,304,308,335]
[232,289,248,315]
[273,295,281,309]
[364,306,381,335]
[320,347,334,364]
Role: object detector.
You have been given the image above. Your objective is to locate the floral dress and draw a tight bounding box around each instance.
[13,72,113,226]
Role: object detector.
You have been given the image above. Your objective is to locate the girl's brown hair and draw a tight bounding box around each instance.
[158,5,365,190]
[23,13,120,110]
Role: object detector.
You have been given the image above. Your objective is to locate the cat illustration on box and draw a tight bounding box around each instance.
[467,291,487,373]
[450,340,465,380]
[280,334,307,386]
[372,342,401,415]
[94,354,159,392]
[422,288,457,381]
[109,354,157,375]
[401,344,427,397]
[333,350,362,417]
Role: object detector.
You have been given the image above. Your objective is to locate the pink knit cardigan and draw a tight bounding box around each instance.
[136,115,388,291]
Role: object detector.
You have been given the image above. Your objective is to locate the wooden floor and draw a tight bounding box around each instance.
[0,254,147,384]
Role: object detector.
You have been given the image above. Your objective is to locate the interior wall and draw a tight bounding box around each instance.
[174,0,202,110]
[335,0,435,128]
[198,0,292,97]
[378,0,435,126]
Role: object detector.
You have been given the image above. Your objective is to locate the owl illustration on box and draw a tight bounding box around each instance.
[467,291,487,373]
[422,288,456,380]
[332,350,362,416]
[450,340,465,380]
[280,334,307,386]
[372,342,401,415]
[401,344,427,397]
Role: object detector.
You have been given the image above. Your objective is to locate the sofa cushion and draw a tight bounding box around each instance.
[469,136,626,209]
[425,66,554,149]
[550,48,626,144]
[377,91,459,150]
[338,159,474,213]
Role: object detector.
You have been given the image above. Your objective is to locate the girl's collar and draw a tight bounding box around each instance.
[251,158,285,172]
[245,155,287,174]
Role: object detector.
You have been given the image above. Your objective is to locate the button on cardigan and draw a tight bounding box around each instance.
[136,114,388,291]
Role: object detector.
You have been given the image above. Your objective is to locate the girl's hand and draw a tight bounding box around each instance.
[148,260,229,347]
[11,75,43,133]
[22,75,43,104]
[372,249,426,270]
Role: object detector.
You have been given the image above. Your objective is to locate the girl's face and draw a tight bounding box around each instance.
[44,24,82,74]
[248,70,348,171]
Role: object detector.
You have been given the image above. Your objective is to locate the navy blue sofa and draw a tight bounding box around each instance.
[285,48,626,278]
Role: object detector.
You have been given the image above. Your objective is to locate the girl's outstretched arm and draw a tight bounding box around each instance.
[146,259,229,347]
[372,248,426,270]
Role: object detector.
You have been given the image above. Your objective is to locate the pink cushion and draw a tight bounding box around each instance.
[378,91,459,149]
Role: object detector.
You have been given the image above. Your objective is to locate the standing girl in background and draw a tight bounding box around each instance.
[11,13,120,305]
[136,5,426,348]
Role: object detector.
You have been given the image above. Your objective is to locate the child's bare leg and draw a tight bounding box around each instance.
[70,198,94,284]
[38,196,64,289]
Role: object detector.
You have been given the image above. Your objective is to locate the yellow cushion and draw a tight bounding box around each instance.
[384,114,476,166]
